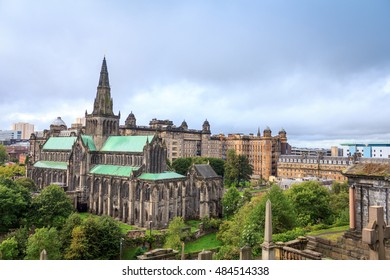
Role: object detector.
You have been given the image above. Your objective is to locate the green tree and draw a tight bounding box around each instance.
[286,181,333,226]
[164,216,188,251]
[30,184,74,229]
[331,181,349,194]
[65,226,90,260]
[0,236,19,260]
[0,144,8,164]
[222,186,241,217]
[6,226,29,259]
[224,150,253,187]
[15,177,37,192]
[172,158,193,175]
[0,179,31,232]
[242,188,253,205]
[330,181,349,225]
[64,215,122,260]
[0,164,25,179]
[60,213,83,251]
[25,227,62,260]
[216,197,257,260]
[242,185,296,247]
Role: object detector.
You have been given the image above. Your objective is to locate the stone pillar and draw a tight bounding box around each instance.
[275,242,285,260]
[262,199,275,260]
[362,206,390,260]
[98,182,103,215]
[349,185,356,230]
[40,249,47,260]
[107,183,112,217]
[118,184,122,220]
[198,250,213,260]
[139,186,144,227]
[129,183,134,224]
[240,245,252,260]
[181,242,185,260]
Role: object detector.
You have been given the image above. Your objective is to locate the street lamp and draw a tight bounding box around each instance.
[149,221,152,236]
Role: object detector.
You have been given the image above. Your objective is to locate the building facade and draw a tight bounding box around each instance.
[0,130,22,141]
[121,117,289,180]
[28,58,223,229]
[277,154,351,182]
[341,143,390,159]
[12,122,34,140]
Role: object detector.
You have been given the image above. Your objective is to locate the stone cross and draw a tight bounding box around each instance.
[362,206,390,260]
[261,199,275,260]
[40,249,47,260]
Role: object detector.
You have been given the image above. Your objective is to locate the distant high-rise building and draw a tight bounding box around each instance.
[0,130,22,141]
[12,122,34,140]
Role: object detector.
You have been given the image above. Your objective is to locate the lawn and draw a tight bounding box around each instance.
[184,233,221,253]
[307,225,349,236]
[306,225,349,241]
[186,220,202,233]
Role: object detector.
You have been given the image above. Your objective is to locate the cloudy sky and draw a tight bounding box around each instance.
[1,0,390,148]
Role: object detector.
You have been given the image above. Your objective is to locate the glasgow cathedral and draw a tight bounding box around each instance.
[27,58,223,229]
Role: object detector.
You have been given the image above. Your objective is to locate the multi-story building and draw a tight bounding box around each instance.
[290,147,331,157]
[11,122,34,140]
[222,129,289,180]
[341,143,390,159]
[121,118,289,180]
[0,130,22,141]
[277,154,352,181]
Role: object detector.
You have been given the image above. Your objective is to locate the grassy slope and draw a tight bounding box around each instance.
[184,233,221,253]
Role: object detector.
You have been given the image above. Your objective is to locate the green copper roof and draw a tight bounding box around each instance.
[89,165,139,177]
[33,161,68,170]
[81,135,97,151]
[138,172,185,181]
[101,135,154,153]
[42,137,77,150]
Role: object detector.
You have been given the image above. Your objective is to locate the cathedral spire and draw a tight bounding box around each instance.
[92,57,114,116]
[98,56,110,88]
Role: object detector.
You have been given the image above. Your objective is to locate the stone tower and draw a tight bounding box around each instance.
[85,57,120,149]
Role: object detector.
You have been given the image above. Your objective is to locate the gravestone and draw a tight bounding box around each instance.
[362,206,390,260]
[240,245,252,260]
[198,250,213,260]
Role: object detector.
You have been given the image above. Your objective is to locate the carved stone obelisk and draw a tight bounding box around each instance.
[262,199,275,260]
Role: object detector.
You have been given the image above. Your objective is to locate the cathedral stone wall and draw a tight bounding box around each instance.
[27,57,224,229]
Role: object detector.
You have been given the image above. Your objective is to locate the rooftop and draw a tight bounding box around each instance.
[89,165,139,177]
[343,162,390,177]
[42,137,77,151]
[193,164,219,178]
[33,161,68,170]
[138,172,185,181]
[101,135,154,153]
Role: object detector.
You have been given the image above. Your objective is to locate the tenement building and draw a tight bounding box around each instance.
[27,58,223,229]
[121,117,289,180]
[277,154,351,181]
